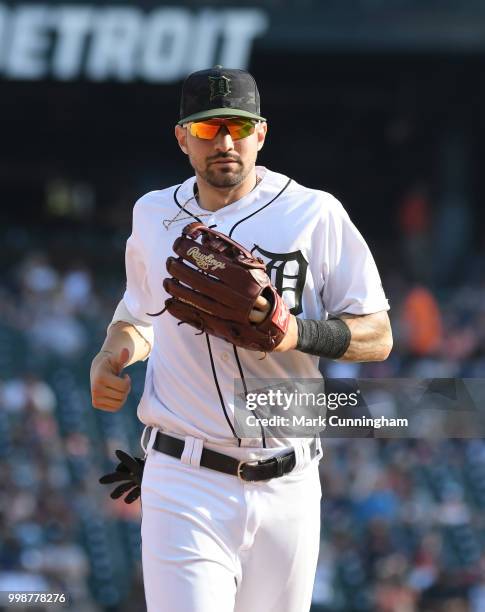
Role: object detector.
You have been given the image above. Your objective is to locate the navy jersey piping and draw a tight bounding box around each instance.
[228,177,292,446]
[172,184,204,223]
[172,176,292,446]
[228,178,292,238]
[206,335,242,446]
[233,345,266,448]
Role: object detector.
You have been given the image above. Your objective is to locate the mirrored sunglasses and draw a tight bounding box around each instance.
[187,118,258,141]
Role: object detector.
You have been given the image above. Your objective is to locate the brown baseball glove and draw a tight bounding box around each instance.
[162,222,290,352]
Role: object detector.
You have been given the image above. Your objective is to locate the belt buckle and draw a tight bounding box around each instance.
[237,459,261,482]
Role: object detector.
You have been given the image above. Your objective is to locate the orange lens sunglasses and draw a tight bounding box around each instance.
[187,118,258,141]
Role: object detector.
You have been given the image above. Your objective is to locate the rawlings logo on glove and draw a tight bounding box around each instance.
[161,222,290,352]
[186,246,226,271]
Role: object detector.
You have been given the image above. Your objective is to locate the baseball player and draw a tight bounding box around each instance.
[90,66,392,612]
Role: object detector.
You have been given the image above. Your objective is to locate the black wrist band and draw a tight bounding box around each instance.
[296,317,351,359]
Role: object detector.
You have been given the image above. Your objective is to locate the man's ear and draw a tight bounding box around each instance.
[256,122,267,152]
[175,124,188,154]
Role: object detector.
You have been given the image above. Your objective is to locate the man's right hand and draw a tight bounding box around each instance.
[90,347,132,412]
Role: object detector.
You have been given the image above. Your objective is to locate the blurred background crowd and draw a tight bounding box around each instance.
[2,0,485,610]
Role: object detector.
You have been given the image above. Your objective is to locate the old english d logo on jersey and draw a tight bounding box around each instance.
[209,75,231,100]
[251,245,308,316]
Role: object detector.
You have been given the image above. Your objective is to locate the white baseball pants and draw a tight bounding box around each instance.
[140,433,322,612]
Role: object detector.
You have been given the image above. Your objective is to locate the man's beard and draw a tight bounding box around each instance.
[203,164,248,188]
[198,154,251,188]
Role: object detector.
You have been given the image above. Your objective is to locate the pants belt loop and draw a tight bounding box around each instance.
[314,435,324,461]
[291,441,306,473]
[141,425,158,458]
[141,426,150,455]
[302,440,311,464]
[275,455,284,477]
[181,436,203,468]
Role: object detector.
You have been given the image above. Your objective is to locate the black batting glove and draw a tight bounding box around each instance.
[99,449,145,504]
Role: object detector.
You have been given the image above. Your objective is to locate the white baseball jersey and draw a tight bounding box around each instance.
[121,166,389,448]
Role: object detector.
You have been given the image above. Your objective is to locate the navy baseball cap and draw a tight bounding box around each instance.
[178,66,266,125]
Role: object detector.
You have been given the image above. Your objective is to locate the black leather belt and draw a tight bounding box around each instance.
[149,430,318,482]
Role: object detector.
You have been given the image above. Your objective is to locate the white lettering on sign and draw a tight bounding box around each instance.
[0,5,8,71]
[220,10,268,69]
[5,6,51,79]
[52,7,93,80]
[0,4,269,82]
[86,8,142,81]
[140,8,191,82]
[186,9,223,74]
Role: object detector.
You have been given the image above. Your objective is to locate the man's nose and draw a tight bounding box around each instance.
[213,125,234,152]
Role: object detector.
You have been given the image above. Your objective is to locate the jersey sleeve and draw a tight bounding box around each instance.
[122,199,158,325]
[319,196,390,316]
[107,299,154,360]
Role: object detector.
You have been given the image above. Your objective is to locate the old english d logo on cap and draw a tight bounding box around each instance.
[178,66,266,125]
[209,75,231,100]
